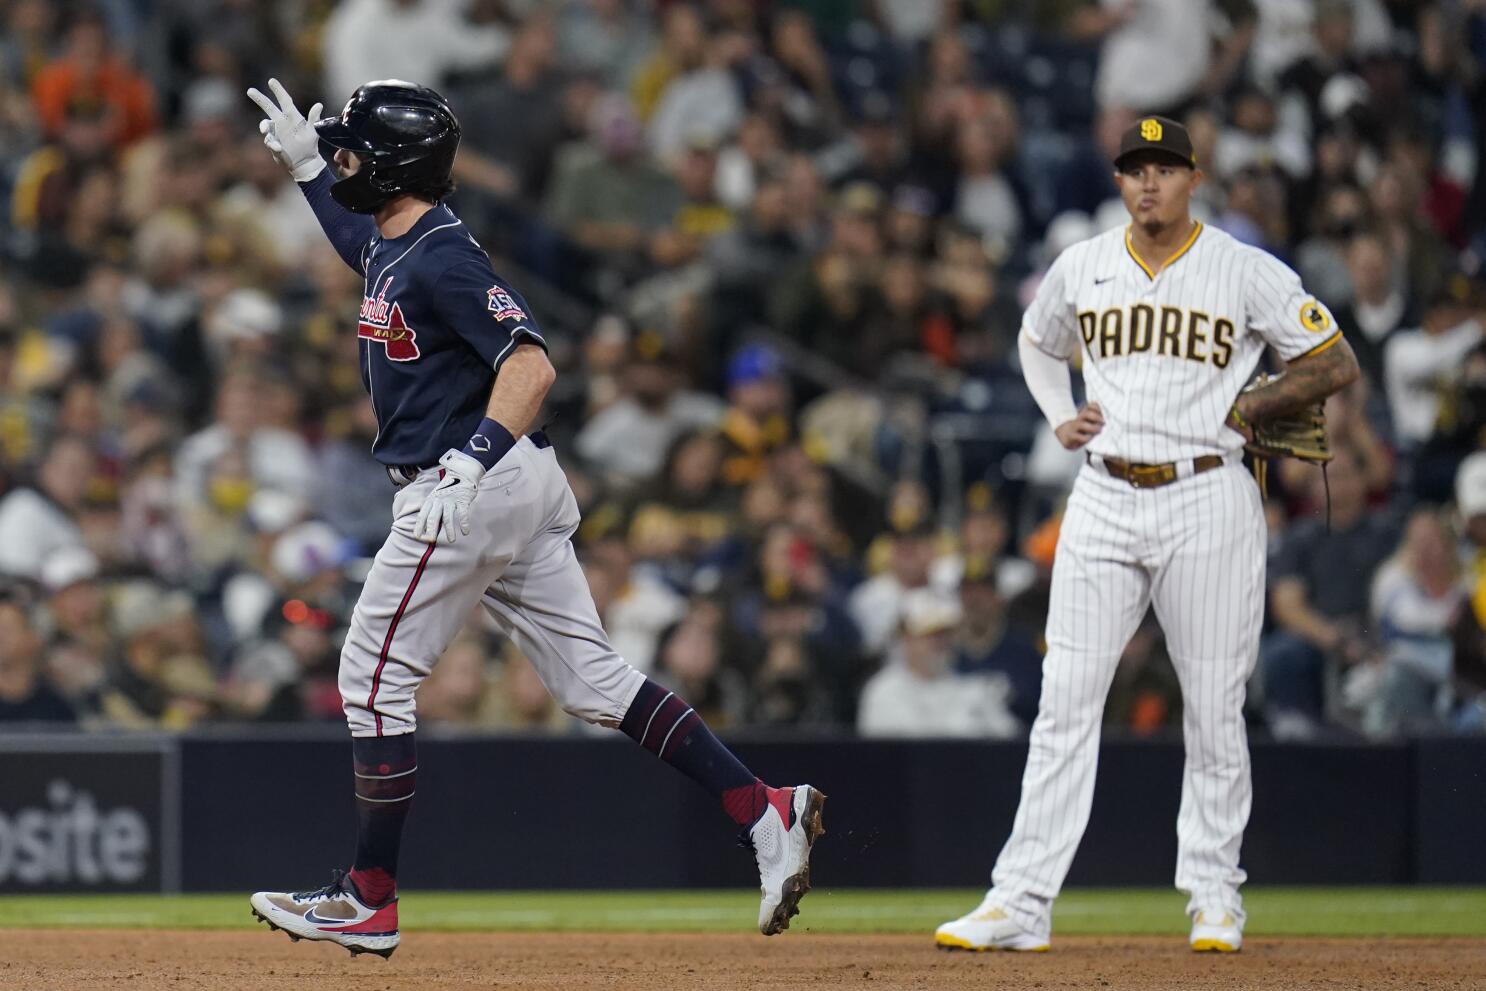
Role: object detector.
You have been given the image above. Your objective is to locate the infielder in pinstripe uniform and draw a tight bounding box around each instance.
[936,117,1359,954]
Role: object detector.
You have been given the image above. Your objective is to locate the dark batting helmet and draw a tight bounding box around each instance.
[315,79,461,214]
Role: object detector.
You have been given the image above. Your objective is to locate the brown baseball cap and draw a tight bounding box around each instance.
[1113,116,1197,170]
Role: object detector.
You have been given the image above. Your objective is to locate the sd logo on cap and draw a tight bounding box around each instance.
[1115,115,1196,170]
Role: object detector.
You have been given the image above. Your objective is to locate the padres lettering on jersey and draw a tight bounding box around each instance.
[1076,304,1235,367]
[1024,222,1341,464]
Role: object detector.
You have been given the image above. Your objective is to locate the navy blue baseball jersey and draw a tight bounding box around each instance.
[323,193,546,467]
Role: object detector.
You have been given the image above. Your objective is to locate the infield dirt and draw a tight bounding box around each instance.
[0,930,1481,990]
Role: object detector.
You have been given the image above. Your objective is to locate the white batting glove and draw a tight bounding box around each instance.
[412,450,484,544]
[246,78,326,182]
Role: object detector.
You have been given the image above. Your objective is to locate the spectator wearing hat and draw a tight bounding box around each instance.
[858,588,1020,738]
[1383,269,1483,450]
[742,575,858,728]
[221,522,350,722]
[0,435,95,582]
[40,545,107,648]
[883,184,939,258]
[40,546,111,722]
[576,332,725,489]
[825,90,912,196]
[717,344,793,487]
[99,580,215,729]
[648,128,735,270]
[849,515,955,659]
[0,589,74,725]
[201,288,283,369]
[953,553,1042,728]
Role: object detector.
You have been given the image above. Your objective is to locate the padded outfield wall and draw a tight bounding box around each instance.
[0,731,1481,893]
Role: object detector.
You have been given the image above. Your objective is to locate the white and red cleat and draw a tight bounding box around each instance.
[250,870,400,958]
[749,785,827,935]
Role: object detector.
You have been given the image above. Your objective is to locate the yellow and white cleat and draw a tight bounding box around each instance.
[935,895,1050,952]
[1189,907,1243,952]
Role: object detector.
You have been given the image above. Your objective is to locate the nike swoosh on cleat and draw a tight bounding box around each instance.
[304,908,356,927]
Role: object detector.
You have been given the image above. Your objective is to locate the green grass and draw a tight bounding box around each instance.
[0,888,1482,937]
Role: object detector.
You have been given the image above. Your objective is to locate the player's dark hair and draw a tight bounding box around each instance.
[408,177,457,205]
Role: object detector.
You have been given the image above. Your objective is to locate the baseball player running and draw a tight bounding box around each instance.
[936,117,1358,954]
[243,79,824,958]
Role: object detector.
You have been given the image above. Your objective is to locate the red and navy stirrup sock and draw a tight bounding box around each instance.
[619,678,785,827]
[349,732,417,906]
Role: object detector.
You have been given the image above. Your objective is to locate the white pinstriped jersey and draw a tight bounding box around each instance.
[1023,222,1343,464]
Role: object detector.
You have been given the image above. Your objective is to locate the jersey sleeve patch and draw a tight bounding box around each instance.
[1299,298,1333,334]
[487,285,527,322]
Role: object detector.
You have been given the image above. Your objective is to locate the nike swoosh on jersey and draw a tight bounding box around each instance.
[1094,276,1115,285]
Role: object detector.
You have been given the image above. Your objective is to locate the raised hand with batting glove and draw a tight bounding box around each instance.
[246,78,326,182]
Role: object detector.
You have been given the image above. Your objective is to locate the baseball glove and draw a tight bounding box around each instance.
[1233,373,1333,463]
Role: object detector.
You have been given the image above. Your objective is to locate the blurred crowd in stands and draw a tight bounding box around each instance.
[0,0,1484,742]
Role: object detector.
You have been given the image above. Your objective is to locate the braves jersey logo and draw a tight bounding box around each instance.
[487,285,526,322]
[359,278,421,361]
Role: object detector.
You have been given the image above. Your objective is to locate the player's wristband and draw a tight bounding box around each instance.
[1227,405,1250,433]
[461,418,516,473]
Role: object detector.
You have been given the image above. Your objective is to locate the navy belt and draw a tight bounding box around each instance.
[385,431,552,486]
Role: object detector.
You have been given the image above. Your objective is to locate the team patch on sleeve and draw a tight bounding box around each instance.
[1298,298,1333,334]
[487,285,527,322]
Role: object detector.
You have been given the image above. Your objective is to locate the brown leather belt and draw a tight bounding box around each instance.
[1088,453,1225,489]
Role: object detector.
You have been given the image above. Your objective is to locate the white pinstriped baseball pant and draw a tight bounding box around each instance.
[990,459,1264,937]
